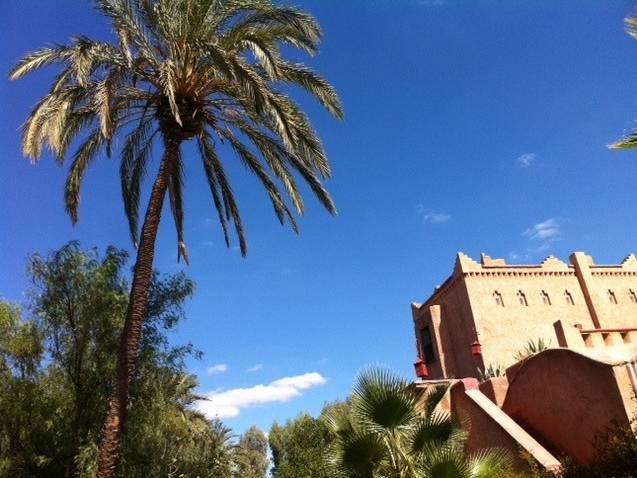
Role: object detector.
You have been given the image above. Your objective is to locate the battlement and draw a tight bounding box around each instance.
[451,252,637,277]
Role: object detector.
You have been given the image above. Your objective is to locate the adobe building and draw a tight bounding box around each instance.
[411,252,637,472]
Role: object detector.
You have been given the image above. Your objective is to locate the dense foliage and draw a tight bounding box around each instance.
[269,401,348,478]
[232,426,269,478]
[325,368,512,478]
[0,243,266,478]
[559,418,637,478]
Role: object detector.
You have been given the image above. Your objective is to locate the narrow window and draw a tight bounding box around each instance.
[420,326,436,363]
[541,290,551,306]
[629,289,637,304]
[493,291,504,307]
[564,290,574,305]
[608,289,617,304]
[517,290,528,306]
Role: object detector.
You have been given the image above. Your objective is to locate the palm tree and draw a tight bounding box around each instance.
[610,17,637,149]
[10,1,342,476]
[325,368,511,478]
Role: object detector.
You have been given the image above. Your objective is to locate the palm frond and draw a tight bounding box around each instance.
[608,132,637,149]
[21,85,88,160]
[419,444,473,478]
[219,128,298,232]
[167,147,188,264]
[468,448,513,478]
[410,411,456,455]
[352,367,418,433]
[96,0,159,66]
[198,137,231,249]
[53,110,98,163]
[8,45,73,80]
[200,133,247,256]
[65,129,106,223]
[228,6,322,49]
[95,68,120,139]
[329,431,387,478]
[323,403,356,438]
[159,61,182,126]
[274,61,343,119]
[231,120,305,213]
[120,117,156,246]
[422,384,449,418]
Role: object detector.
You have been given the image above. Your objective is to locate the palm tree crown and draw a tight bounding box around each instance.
[10,0,342,259]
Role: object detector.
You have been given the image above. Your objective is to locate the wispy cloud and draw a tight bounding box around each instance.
[246,363,263,373]
[517,153,536,168]
[195,372,327,419]
[424,213,451,223]
[416,205,451,224]
[199,240,214,247]
[523,218,560,241]
[510,218,562,260]
[206,364,228,376]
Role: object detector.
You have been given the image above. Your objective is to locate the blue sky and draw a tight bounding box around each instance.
[3,0,637,434]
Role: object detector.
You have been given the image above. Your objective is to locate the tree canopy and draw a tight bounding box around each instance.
[269,402,347,478]
[0,242,266,478]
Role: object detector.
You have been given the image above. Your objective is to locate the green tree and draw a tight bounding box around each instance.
[232,426,268,478]
[326,368,512,478]
[10,1,342,475]
[270,414,331,478]
[269,402,348,478]
[0,243,234,478]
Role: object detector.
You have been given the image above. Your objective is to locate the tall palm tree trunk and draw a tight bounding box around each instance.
[96,136,181,478]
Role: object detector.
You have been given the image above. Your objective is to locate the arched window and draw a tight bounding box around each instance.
[541,290,551,306]
[608,289,617,304]
[564,290,574,305]
[629,289,637,304]
[493,291,504,307]
[517,290,528,306]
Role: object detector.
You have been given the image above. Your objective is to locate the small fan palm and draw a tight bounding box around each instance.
[477,363,505,382]
[10,1,341,476]
[325,368,511,478]
[514,338,551,362]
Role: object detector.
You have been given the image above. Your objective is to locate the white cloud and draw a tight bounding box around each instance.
[424,213,451,223]
[195,372,327,419]
[523,218,560,241]
[247,363,263,373]
[416,205,451,224]
[517,153,536,168]
[206,364,228,375]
